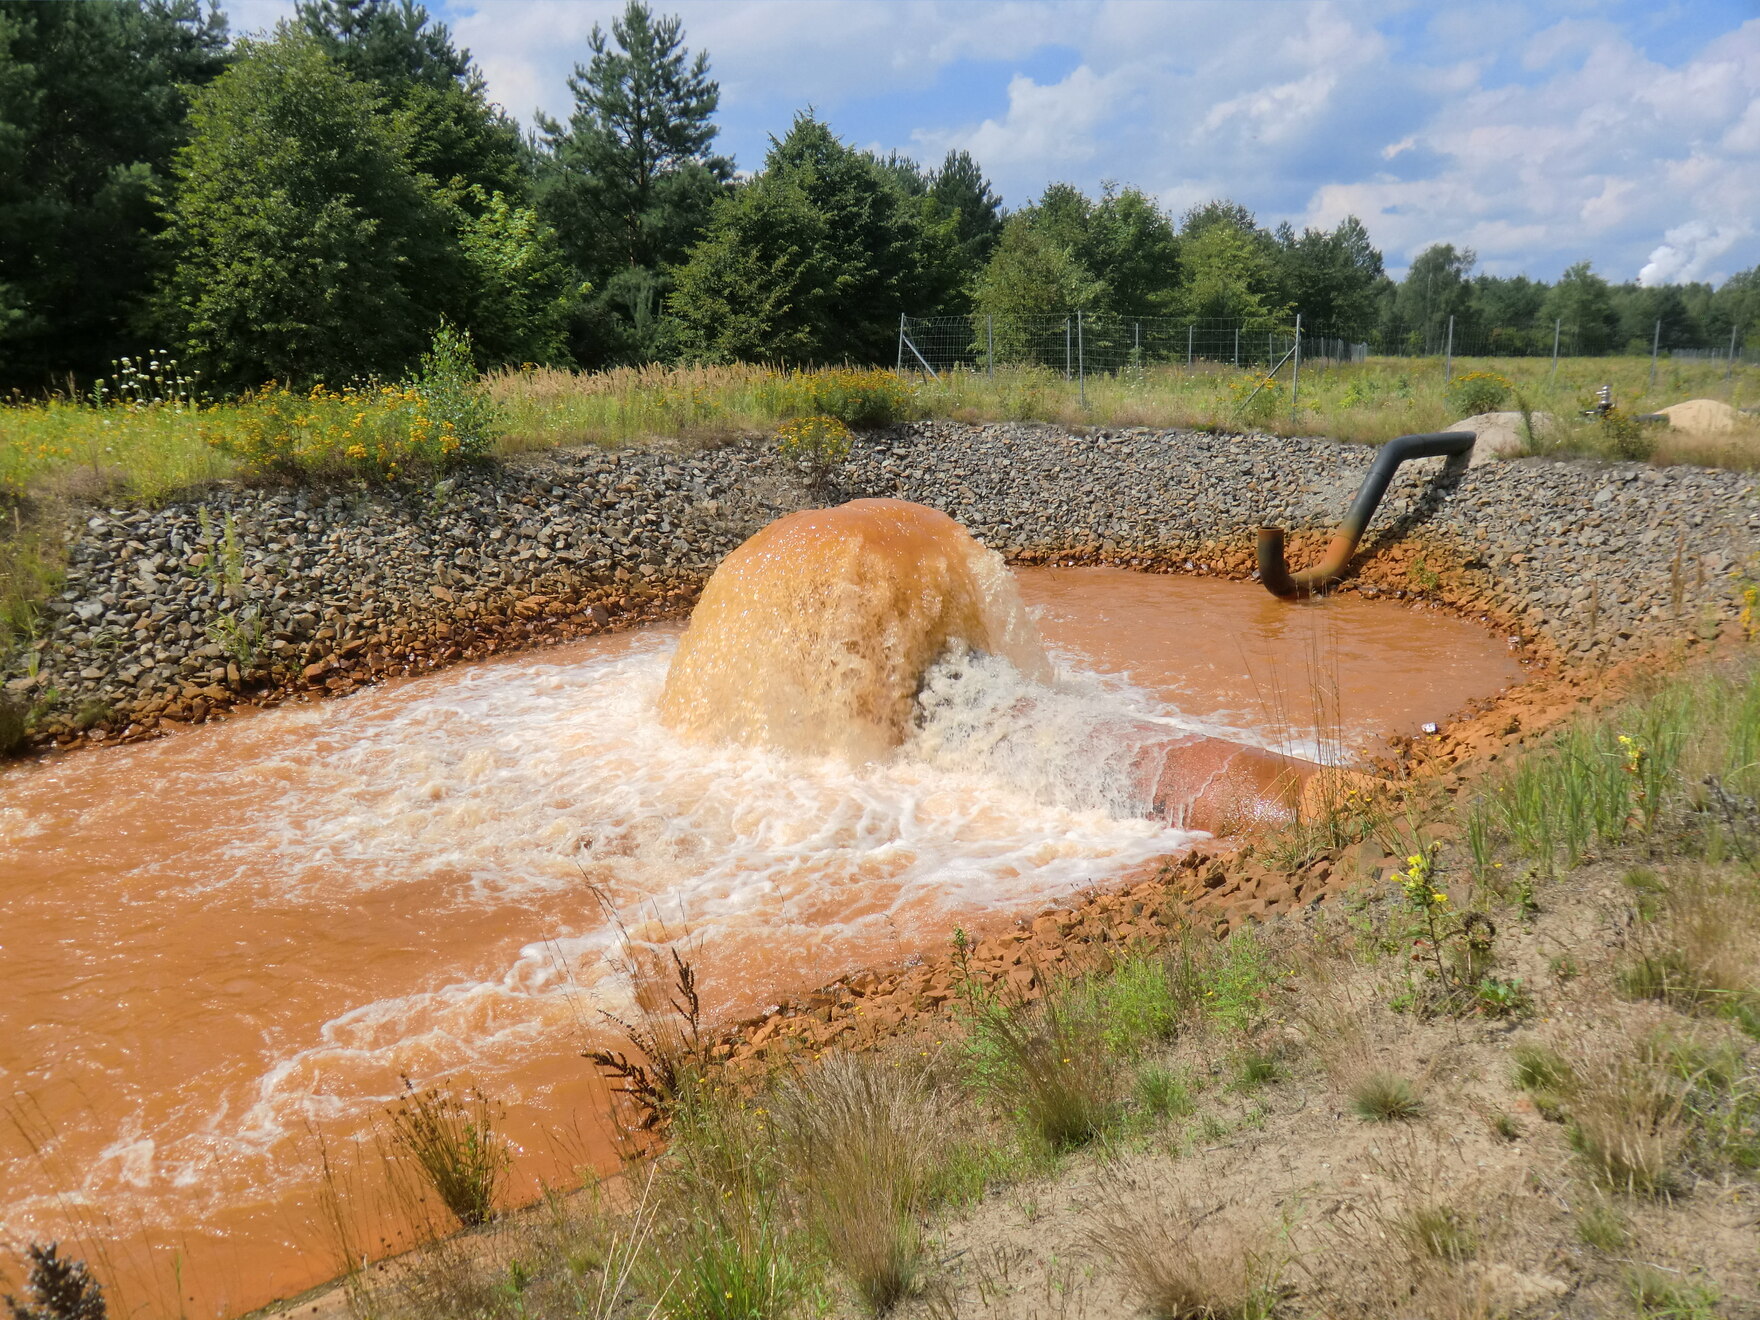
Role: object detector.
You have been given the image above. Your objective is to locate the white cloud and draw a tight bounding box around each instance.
[1639,220,1753,286]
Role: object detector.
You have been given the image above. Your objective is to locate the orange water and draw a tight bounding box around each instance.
[0,570,1523,1315]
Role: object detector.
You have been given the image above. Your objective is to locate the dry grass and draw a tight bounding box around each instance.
[1349,1070,1427,1122]
[1083,1172,1278,1320]
[1550,1027,1696,1195]
[1616,867,1760,1030]
[968,981,1119,1152]
[772,1051,947,1313]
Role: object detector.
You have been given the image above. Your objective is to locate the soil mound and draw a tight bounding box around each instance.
[1659,397,1741,435]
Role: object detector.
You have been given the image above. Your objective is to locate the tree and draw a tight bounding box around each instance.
[296,0,526,206]
[536,0,727,360]
[1710,266,1759,351]
[928,149,1003,270]
[1542,261,1619,355]
[1278,216,1385,338]
[1087,185,1180,317]
[0,0,230,389]
[157,31,463,389]
[969,214,1109,362]
[1179,222,1285,322]
[668,113,935,363]
[456,189,580,366]
[1389,243,1475,352]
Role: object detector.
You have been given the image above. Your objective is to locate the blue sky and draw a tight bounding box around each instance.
[228,0,1760,286]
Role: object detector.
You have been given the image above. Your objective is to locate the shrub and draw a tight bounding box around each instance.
[383,1078,509,1228]
[780,368,913,427]
[1228,373,1284,426]
[413,322,501,459]
[1444,370,1510,417]
[3,1243,106,1320]
[206,382,469,481]
[774,414,854,488]
[1600,407,1655,462]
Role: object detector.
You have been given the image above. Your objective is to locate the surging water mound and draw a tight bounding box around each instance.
[659,498,1051,760]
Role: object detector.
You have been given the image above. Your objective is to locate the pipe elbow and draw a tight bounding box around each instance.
[1256,527,1301,599]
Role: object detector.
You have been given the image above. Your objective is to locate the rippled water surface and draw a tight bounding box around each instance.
[0,568,1524,1315]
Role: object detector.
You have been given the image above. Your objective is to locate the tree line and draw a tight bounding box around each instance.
[0,0,1754,395]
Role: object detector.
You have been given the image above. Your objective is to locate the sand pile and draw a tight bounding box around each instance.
[1659,398,1742,435]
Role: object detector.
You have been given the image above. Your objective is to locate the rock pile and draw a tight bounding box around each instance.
[7,421,1757,748]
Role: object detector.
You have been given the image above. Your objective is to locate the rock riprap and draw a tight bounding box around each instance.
[6,422,1756,747]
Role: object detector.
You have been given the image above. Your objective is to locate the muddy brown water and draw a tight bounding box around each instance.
[0,569,1524,1315]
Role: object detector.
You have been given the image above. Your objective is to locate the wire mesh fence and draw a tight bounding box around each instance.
[899,314,1332,381]
[899,312,1755,387]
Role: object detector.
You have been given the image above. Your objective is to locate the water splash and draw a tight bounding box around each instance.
[659,499,1050,760]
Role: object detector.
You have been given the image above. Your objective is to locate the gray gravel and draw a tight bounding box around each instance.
[6,423,1756,746]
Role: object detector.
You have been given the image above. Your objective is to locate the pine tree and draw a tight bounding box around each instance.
[296,0,526,206]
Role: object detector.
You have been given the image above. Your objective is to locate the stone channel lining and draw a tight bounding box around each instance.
[6,422,1756,748]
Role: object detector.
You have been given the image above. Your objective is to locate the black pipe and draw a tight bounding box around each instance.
[1257,430,1475,599]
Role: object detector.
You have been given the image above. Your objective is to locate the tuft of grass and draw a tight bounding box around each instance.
[1575,1199,1631,1253]
[1395,1205,1476,1263]
[1229,1049,1282,1091]
[1084,1189,1278,1320]
[965,979,1118,1151]
[1349,1070,1426,1122]
[772,1051,944,1314]
[1134,1065,1196,1122]
[382,1079,509,1230]
[1564,1038,1695,1195]
[1614,868,1760,1034]
[1624,1265,1720,1320]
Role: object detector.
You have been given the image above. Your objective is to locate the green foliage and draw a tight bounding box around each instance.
[158,31,464,389]
[536,1,727,363]
[1178,206,1287,322]
[296,0,526,204]
[968,217,1111,364]
[1389,243,1475,351]
[2,1241,107,1320]
[668,113,947,365]
[0,0,230,391]
[1133,1065,1195,1121]
[414,322,501,458]
[454,189,579,368]
[205,380,471,481]
[1444,369,1511,416]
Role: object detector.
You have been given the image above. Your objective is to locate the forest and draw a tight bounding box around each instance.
[1,0,1756,396]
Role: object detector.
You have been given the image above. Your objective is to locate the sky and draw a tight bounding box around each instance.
[226,0,1760,286]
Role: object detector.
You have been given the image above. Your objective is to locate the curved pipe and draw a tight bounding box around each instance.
[1257,430,1475,599]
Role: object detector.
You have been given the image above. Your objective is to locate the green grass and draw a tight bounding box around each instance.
[1467,664,1760,879]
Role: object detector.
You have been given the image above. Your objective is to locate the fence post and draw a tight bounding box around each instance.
[1292,313,1302,411]
[1649,318,1661,388]
[1444,315,1454,383]
[1077,310,1087,408]
[1186,323,1193,366]
[1550,318,1560,382]
[1064,317,1071,382]
[1133,319,1140,361]
[1730,322,1741,380]
[896,313,906,376]
[986,314,995,381]
[1233,326,1239,367]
